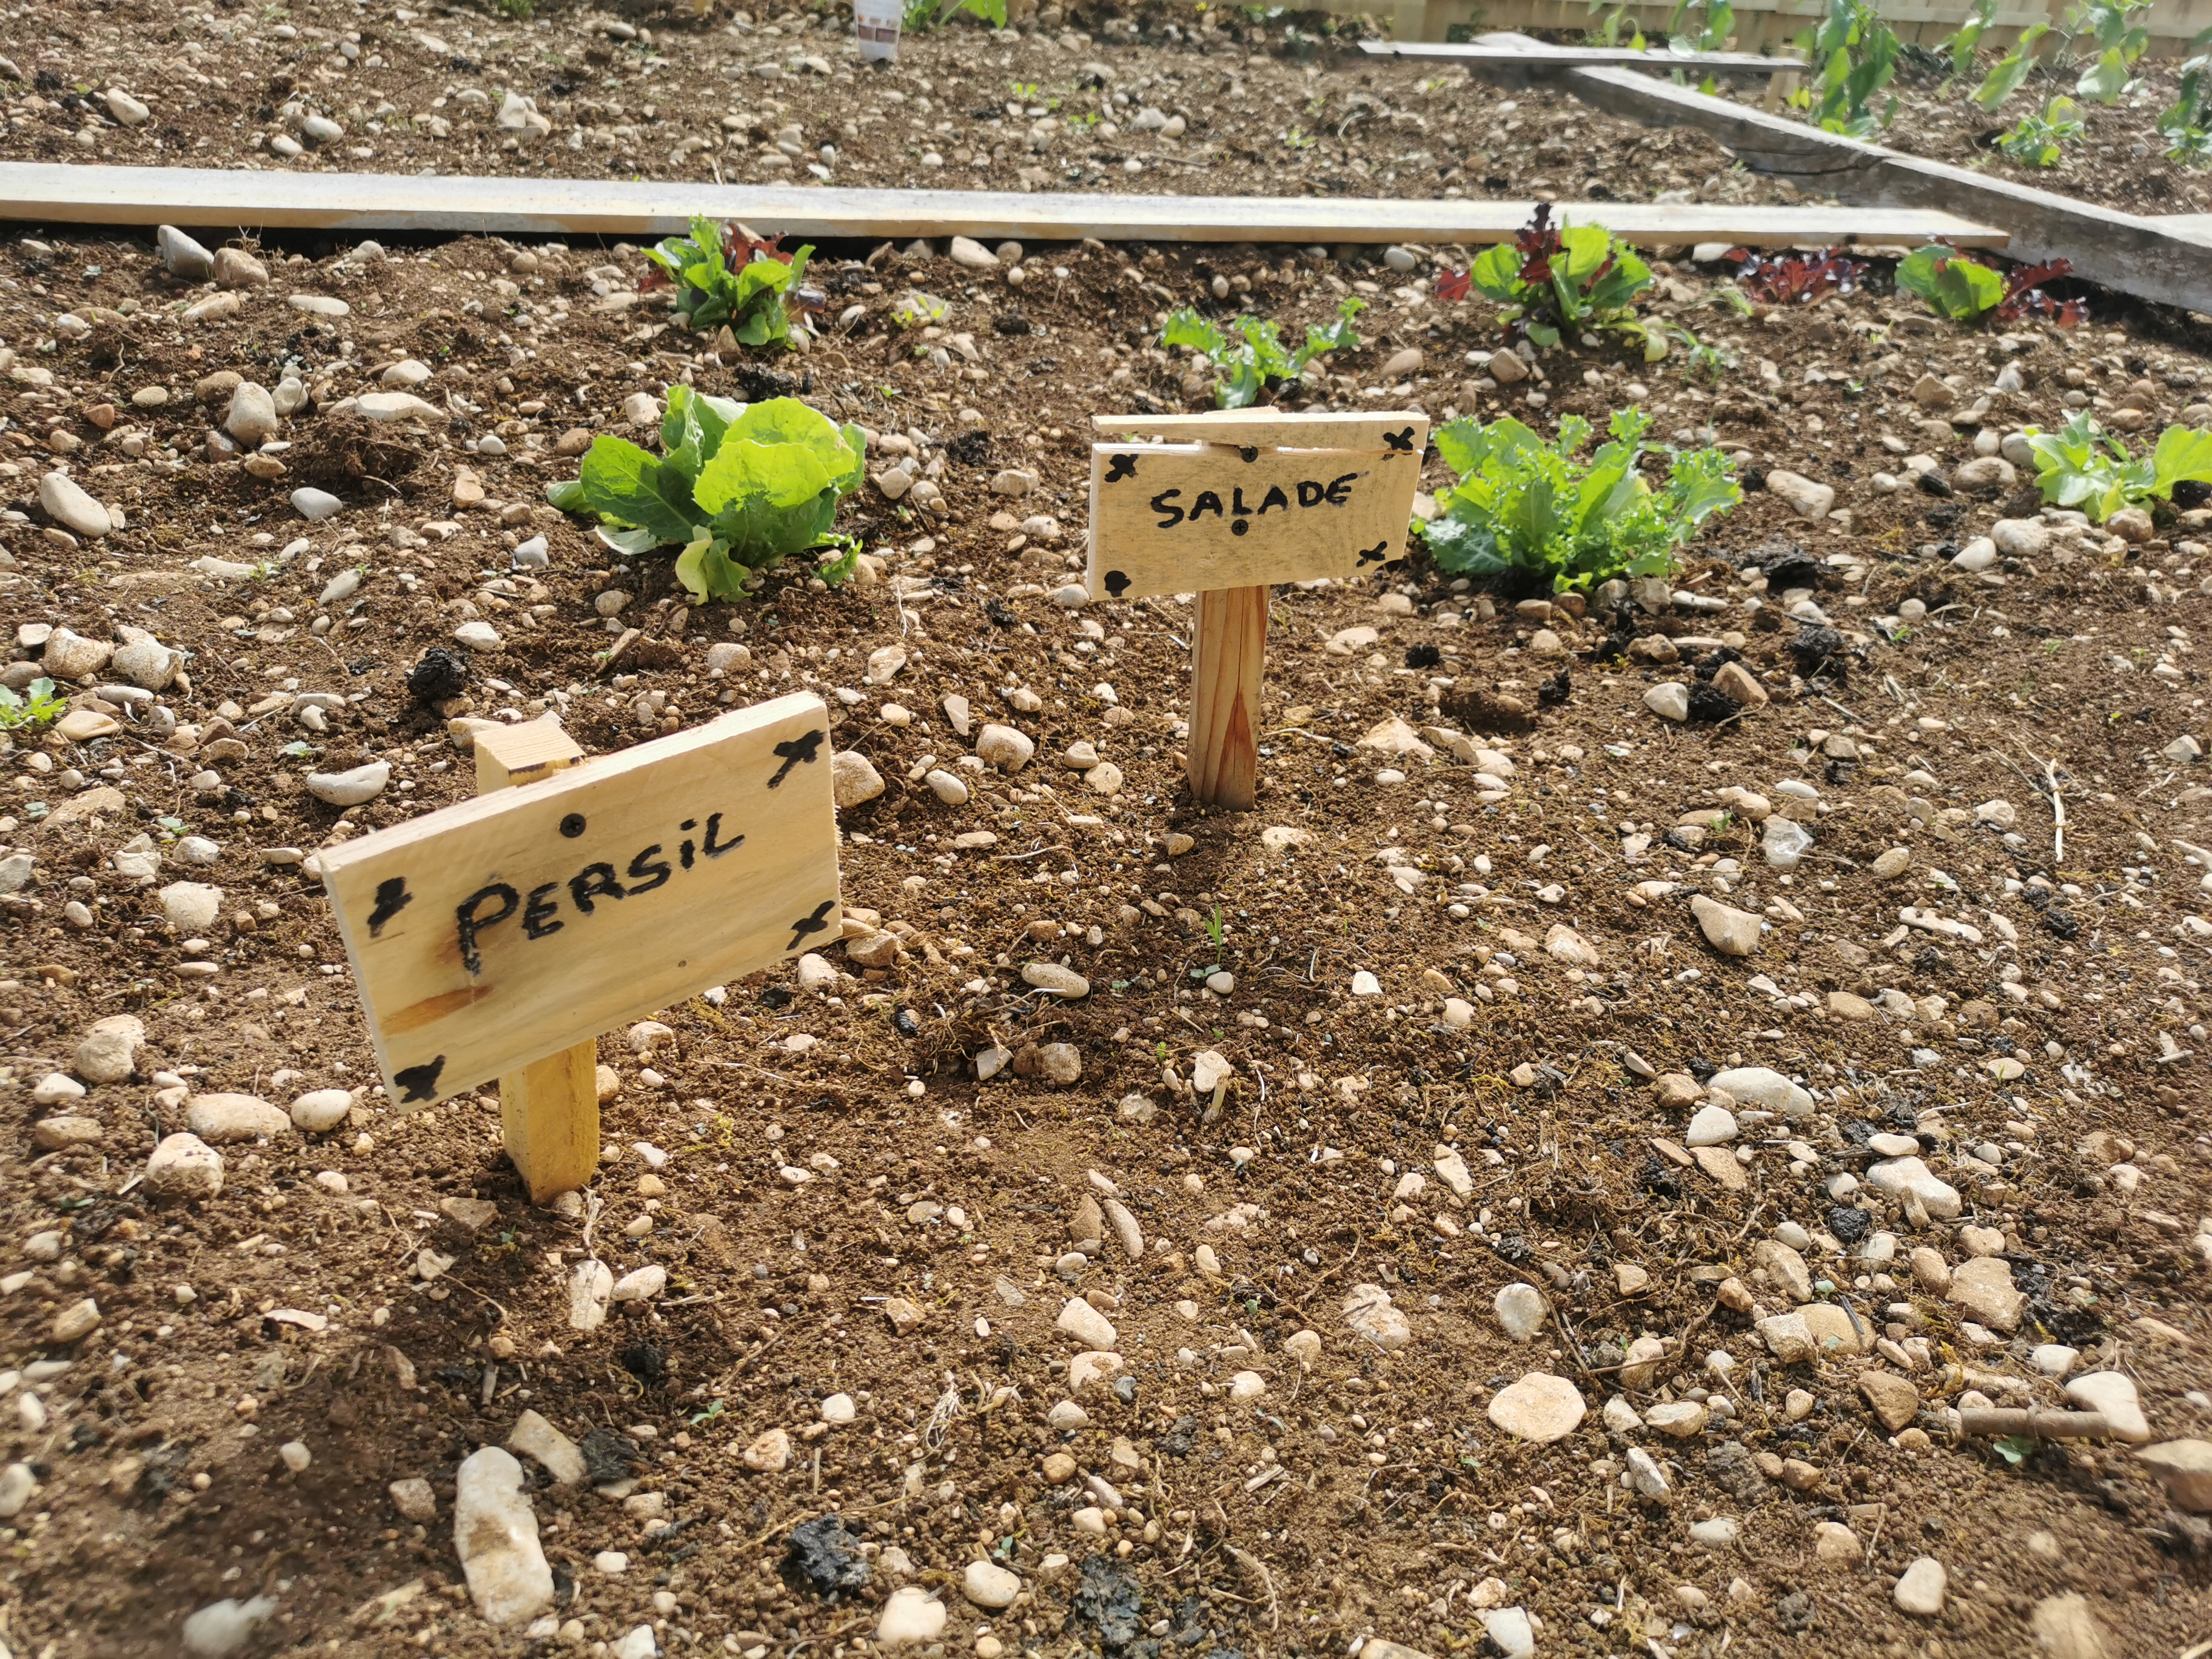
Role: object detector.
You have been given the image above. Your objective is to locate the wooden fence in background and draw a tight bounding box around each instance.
[1355,0,2212,58]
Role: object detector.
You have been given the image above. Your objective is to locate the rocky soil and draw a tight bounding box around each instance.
[0,0,1809,210]
[2,94,2212,1659]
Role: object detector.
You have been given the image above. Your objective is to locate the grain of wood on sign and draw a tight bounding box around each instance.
[1085,437,1426,602]
[1091,409,1435,452]
[318,694,841,1110]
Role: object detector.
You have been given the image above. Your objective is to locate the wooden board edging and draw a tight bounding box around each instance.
[0,161,2005,249]
[1556,58,2212,315]
[1358,38,1804,73]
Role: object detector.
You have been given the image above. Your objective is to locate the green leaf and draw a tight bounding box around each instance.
[2077,44,2130,102]
[694,438,835,518]
[1973,23,2046,108]
[674,537,753,602]
[1468,241,1524,305]
[545,478,588,513]
[578,437,701,546]
[2151,424,2212,495]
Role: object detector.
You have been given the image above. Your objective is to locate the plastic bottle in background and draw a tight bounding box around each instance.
[856,0,902,63]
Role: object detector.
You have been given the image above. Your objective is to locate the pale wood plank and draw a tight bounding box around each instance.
[1091,410,1433,451]
[473,721,598,1206]
[1362,38,1804,70]
[1187,586,1269,811]
[1559,59,2212,315]
[318,692,842,1113]
[0,161,2009,249]
[1085,440,1424,603]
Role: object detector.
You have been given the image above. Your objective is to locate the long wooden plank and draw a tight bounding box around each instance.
[1361,39,1803,72]
[0,161,2008,249]
[1558,58,2212,315]
[318,694,840,1111]
[1346,0,2200,52]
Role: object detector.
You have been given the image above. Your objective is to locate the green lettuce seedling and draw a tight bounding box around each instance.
[0,675,64,732]
[1461,206,1655,353]
[1162,299,1364,409]
[546,389,865,602]
[1418,408,1740,592]
[643,216,818,347]
[2023,413,2212,523]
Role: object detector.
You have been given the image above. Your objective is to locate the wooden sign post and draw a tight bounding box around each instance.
[317,692,842,1202]
[1087,409,1429,810]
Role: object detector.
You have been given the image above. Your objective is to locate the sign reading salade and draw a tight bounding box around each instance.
[318,693,840,1113]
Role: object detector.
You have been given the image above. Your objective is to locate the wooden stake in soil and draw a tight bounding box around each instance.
[474,720,599,1204]
[1086,408,1429,810]
[318,694,842,1198]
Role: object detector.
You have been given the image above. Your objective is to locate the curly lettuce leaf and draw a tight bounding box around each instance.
[577,436,701,546]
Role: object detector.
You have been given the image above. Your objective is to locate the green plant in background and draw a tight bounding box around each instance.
[1934,0,1999,77]
[1668,0,1735,52]
[2064,0,2150,102]
[1997,95,2085,164]
[546,390,866,602]
[1418,408,1741,591]
[1458,205,1656,352]
[0,676,63,732]
[1162,298,1364,409]
[2158,27,2212,164]
[1895,244,2085,327]
[1797,0,1899,135]
[1972,22,2049,109]
[2023,414,2212,521]
[906,0,1005,28]
[643,216,818,346]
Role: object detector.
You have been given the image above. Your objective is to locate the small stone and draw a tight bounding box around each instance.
[1893,1557,1946,1617]
[1691,894,1761,956]
[389,1478,436,1521]
[33,1072,85,1106]
[1486,1372,1586,1444]
[186,1092,290,1144]
[110,637,180,691]
[158,224,215,281]
[1686,1104,1738,1147]
[1714,660,1767,708]
[1813,1520,1862,1563]
[830,750,885,809]
[32,1116,103,1151]
[976,723,1036,771]
[226,382,279,446]
[2136,1441,2212,1512]
[949,236,1000,269]
[1483,1608,1536,1658]
[508,1409,588,1484]
[1755,1312,1817,1364]
[1022,962,1090,997]
[877,1586,946,1647]
[146,1132,224,1198]
[1871,846,1912,879]
[74,1013,146,1083]
[454,1446,555,1625]
[306,761,390,805]
[2065,1372,2149,1444]
[742,1428,792,1472]
[1866,1156,1962,1219]
[1056,1297,1118,1350]
[1626,1445,1672,1499]
[181,1597,278,1656]
[1342,1284,1412,1350]
[1646,1400,1708,1438]
[1765,471,1835,520]
[290,488,343,522]
[1690,1517,1738,1547]
[2029,1593,2115,1659]
[213,246,269,288]
[1645,682,1690,722]
[963,1560,1021,1608]
[1858,1370,1919,1431]
[290,1088,352,1131]
[569,1260,613,1331]
[52,1297,101,1344]
[38,471,111,538]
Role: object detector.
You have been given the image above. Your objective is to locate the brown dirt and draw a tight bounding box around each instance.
[3,112,2212,1659]
[0,0,1808,212]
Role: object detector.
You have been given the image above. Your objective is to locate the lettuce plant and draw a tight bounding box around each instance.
[0,675,63,732]
[642,217,822,346]
[1162,299,1364,409]
[546,389,865,602]
[2023,414,2212,522]
[1453,205,1655,352]
[1418,408,1741,591]
[1897,246,2085,328]
[1997,96,2085,166]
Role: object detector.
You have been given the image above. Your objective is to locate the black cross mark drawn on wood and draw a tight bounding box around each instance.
[1356,540,1391,566]
[395,1054,447,1104]
[368,876,413,937]
[767,728,825,789]
[1383,427,1416,452]
[1105,454,1138,484]
[1104,570,1132,597]
[786,899,837,950]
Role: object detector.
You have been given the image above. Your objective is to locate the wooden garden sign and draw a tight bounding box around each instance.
[318,692,842,1202]
[1088,408,1429,810]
